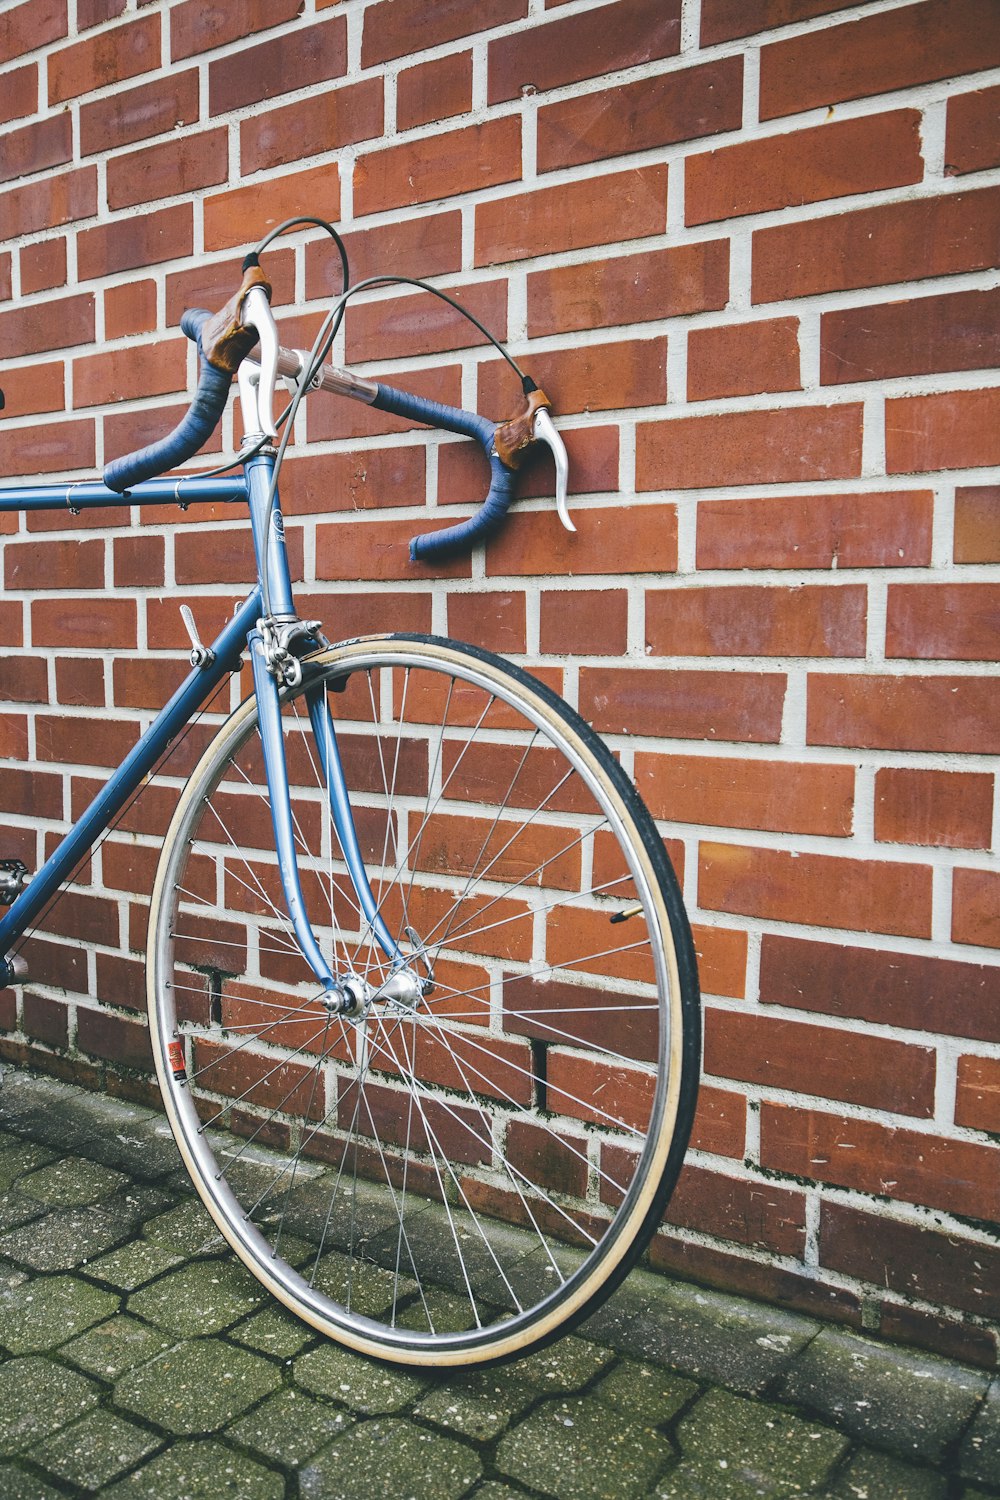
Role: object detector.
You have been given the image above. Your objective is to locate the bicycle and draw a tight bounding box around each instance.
[0,219,700,1368]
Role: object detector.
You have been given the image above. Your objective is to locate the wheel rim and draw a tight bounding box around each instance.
[148,637,689,1364]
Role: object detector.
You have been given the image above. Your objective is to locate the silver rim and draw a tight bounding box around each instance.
[148,637,689,1366]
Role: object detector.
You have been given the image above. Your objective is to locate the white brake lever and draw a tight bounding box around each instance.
[532,407,574,533]
[240,285,279,440]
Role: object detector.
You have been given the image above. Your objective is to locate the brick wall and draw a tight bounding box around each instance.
[1,0,998,1367]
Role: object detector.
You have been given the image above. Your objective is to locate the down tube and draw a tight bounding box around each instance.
[0,590,262,956]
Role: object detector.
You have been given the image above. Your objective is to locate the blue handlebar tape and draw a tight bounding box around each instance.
[102,310,231,493]
[369,384,516,563]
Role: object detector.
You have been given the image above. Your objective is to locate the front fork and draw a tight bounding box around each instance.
[249,634,423,1016]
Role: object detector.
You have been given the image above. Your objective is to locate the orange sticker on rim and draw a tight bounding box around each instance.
[167,1039,187,1079]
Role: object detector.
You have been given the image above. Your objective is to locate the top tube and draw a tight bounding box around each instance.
[0,475,249,515]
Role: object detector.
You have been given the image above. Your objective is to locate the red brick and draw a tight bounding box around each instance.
[4,536,104,591]
[753,188,1000,303]
[482,338,667,422]
[306,211,463,291]
[475,165,667,266]
[280,448,426,519]
[208,17,347,115]
[440,425,618,512]
[241,78,383,175]
[448,591,526,655]
[580,667,785,743]
[637,404,862,491]
[0,419,95,480]
[346,280,507,364]
[538,56,742,173]
[363,0,526,66]
[397,51,472,131]
[546,1049,656,1134]
[316,516,470,583]
[807,673,999,755]
[636,753,854,837]
[94,952,145,1013]
[0,167,98,240]
[78,0,126,25]
[688,318,800,402]
[488,504,675,579]
[0,361,65,418]
[79,70,199,155]
[761,1101,1000,1221]
[107,128,229,211]
[823,288,1000,387]
[820,1200,1000,1324]
[103,402,221,473]
[176,524,299,587]
[0,113,71,186]
[690,1084,746,1158]
[953,869,1000,951]
[113,533,165,590]
[36,712,138,770]
[0,767,61,819]
[32,596,136,651]
[706,1007,935,1117]
[164,249,295,326]
[946,83,1000,176]
[488,0,680,104]
[104,279,157,340]
[701,0,868,45]
[760,0,1000,120]
[48,13,160,104]
[309,363,462,443]
[0,656,47,703]
[647,582,865,658]
[648,1234,863,1329]
[503,970,657,1064]
[203,163,339,253]
[20,238,67,296]
[171,0,301,60]
[886,582,1000,662]
[356,116,520,217]
[0,63,37,128]
[0,0,66,66]
[74,342,187,408]
[697,490,933,572]
[20,939,86,997]
[875,768,993,851]
[689,110,921,226]
[887,388,1000,477]
[507,1118,589,1199]
[55,656,104,708]
[880,1306,997,1371]
[956,1055,1000,1134]
[700,842,933,940]
[78,204,193,279]
[339,1077,491,1168]
[661,1161,807,1256]
[528,241,729,338]
[22,993,69,1050]
[955,485,1000,564]
[539,589,628,656]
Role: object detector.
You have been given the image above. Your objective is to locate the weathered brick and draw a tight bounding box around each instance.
[487,504,676,578]
[956,1055,1000,1134]
[22,992,69,1050]
[538,56,742,172]
[0,112,71,187]
[0,418,95,479]
[875,768,994,851]
[580,667,785,743]
[701,0,867,45]
[346,279,507,363]
[363,0,526,66]
[397,51,472,131]
[73,342,187,408]
[539,588,628,656]
[807,673,999,754]
[113,533,165,589]
[954,485,1000,563]
[0,62,37,129]
[528,240,729,337]
[79,70,200,155]
[822,288,1000,385]
[106,128,229,211]
[55,656,104,708]
[688,110,922,225]
[32,596,136,650]
[208,16,347,115]
[48,13,160,104]
[0,0,66,66]
[356,116,521,216]
[0,167,97,240]
[4,536,104,591]
[240,78,383,174]
[885,582,1000,661]
[886,387,1000,476]
[481,337,666,417]
[77,1006,152,1070]
[696,491,933,571]
[688,317,800,401]
[78,204,193,279]
[104,279,157,340]
[760,0,1000,120]
[637,405,862,490]
[306,211,462,290]
[310,363,462,443]
[953,868,1000,951]
[700,842,933,939]
[78,0,127,27]
[19,238,67,296]
[946,82,1000,176]
[476,165,666,266]
[646,582,865,657]
[316,516,471,583]
[279,447,425,518]
[0,361,65,418]
[203,163,339,253]
[636,752,854,837]
[753,188,1000,303]
[489,0,680,103]
[170,0,301,60]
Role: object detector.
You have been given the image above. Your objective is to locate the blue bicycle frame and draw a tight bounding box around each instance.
[0,454,401,997]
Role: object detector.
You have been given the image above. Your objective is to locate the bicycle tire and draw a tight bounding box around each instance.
[147,634,700,1367]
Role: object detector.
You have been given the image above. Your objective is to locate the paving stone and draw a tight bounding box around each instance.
[0,1463,63,1499]
[0,1355,101,1455]
[311,1247,418,1318]
[0,1192,45,1234]
[228,1387,353,1465]
[88,1237,183,1290]
[30,1408,159,1490]
[960,1378,1000,1488]
[127,1257,265,1336]
[62,1315,173,1379]
[0,1074,95,1148]
[76,1115,182,1183]
[0,1140,56,1192]
[825,1446,948,1499]
[416,1371,538,1440]
[497,1393,673,1499]
[295,1342,429,1413]
[0,1272,117,1353]
[660,1387,849,1499]
[471,1485,533,1500]
[622,1277,820,1396]
[102,1438,284,1498]
[299,1417,481,1500]
[115,1337,282,1434]
[0,1184,171,1271]
[780,1328,990,1463]
[593,1357,699,1426]
[17,1156,128,1206]
[142,1198,226,1257]
[514,1335,614,1393]
[229,1304,313,1359]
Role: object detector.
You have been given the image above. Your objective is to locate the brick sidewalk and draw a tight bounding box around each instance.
[0,1067,994,1499]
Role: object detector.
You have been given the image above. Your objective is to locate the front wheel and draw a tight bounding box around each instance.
[147,634,699,1367]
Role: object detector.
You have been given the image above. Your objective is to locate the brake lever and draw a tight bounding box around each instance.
[237,284,279,440]
[495,387,574,534]
[532,406,574,533]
